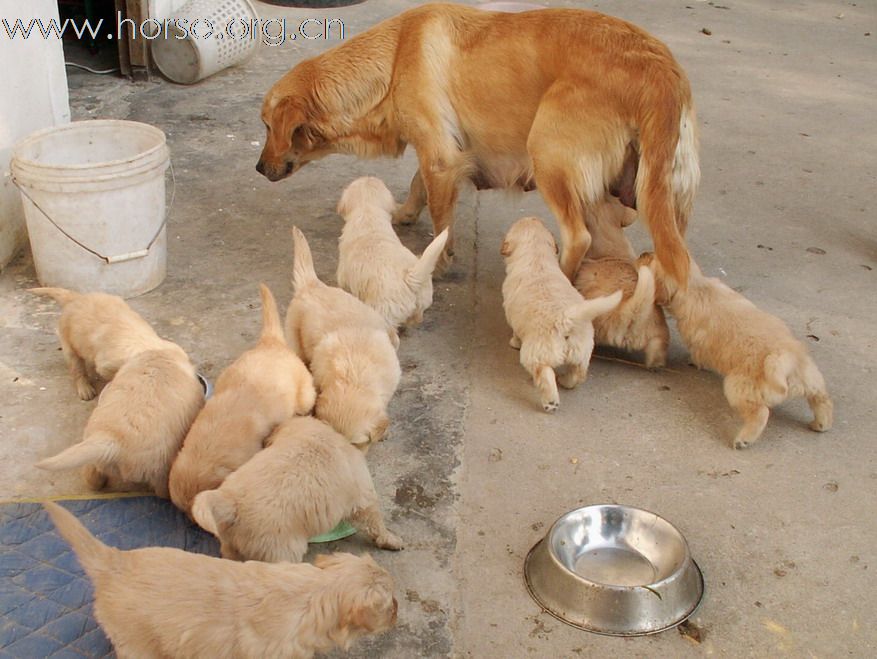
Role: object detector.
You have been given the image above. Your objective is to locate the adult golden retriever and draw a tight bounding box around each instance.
[257,3,699,285]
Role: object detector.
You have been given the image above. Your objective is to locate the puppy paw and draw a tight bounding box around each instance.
[76,380,96,401]
[542,399,559,413]
[375,531,404,551]
[509,335,521,349]
[809,419,830,433]
[733,436,751,450]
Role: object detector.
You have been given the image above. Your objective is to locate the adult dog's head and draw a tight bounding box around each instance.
[256,65,333,182]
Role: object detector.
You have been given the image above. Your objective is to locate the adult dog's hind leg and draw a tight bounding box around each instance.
[393,169,428,225]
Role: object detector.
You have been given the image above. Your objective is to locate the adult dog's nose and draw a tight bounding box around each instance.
[255,160,265,176]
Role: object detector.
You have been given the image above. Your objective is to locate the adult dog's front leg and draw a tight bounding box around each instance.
[393,169,427,225]
[419,162,461,275]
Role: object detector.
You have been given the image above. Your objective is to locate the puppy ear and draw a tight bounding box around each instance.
[191,489,236,537]
[500,239,512,257]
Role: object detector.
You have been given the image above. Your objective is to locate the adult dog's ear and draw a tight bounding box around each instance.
[500,239,512,257]
[266,97,306,157]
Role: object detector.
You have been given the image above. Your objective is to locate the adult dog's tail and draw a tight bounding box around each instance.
[291,226,319,290]
[28,287,80,307]
[406,229,449,292]
[257,283,285,343]
[635,102,699,288]
[44,501,114,577]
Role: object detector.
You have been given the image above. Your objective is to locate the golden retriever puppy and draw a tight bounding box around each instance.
[44,501,398,659]
[311,327,401,451]
[640,253,833,448]
[35,348,203,497]
[285,226,399,364]
[168,284,316,515]
[575,257,670,368]
[501,217,622,412]
[192,416,403,563]
[29,287,186,400]
[336,176,449,328]
[257,4,699,284]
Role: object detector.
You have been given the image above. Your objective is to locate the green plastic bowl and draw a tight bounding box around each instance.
[309,520,357,543]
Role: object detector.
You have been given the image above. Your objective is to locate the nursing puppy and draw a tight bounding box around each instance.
[575,257,670,368]
[286,226,399,364]
[169,284,315,515]
[640,253,833,448]
[36,348,203,497]
[501,217,622,412]
[257,4,699,284]
[336,176,449,328]
[311,327,401,451]
[192,416,403,563]
[29,287,185,400]
[45,501,398,659]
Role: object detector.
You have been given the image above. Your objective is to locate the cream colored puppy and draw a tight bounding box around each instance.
[29,287,186,400]
[336,176,449,328]
[502,217,622,412]
[45,502,398,659]
[575,257,670,368]
[169,284,316,514]
[311,327,401,451]
[640,252,833,448]
[192,416,403,563]
[36,348,203,497]
[286,227,399,364]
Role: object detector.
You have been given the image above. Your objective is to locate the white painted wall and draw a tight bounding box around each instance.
[0,0,71,268]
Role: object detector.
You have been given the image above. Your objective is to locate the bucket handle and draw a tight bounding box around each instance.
[11,161,176,265]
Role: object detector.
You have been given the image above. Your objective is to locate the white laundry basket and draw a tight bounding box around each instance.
[11,120,171,298]
[152,0,260,84]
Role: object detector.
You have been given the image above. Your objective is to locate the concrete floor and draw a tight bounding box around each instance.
[2,0,875,656]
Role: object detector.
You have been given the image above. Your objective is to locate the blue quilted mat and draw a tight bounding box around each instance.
[0,497,219,658]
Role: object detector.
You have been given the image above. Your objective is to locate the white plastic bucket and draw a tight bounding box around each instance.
[11,120,170,298]
[152,0,260,84]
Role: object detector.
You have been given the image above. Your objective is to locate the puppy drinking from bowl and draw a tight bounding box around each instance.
[574,257,670,368]
[35,346,204,497]
[501,217,622,412]
[336,176,449,328]
[286,226,399,364]
[639,252,833,448]
[45,501,398,659]
[192,415,404,563]
[29,287,187,400]
[169,284,316,515]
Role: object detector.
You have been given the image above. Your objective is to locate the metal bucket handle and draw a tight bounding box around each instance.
[11,160,176,264]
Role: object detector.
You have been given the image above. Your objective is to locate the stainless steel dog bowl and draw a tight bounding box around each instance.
[524,504,703,636]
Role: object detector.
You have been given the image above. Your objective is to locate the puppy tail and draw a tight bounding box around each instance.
[405,229,449,292]
[620,266,657,329]
[635,103,698,289]
[291,226,319,289]
[28,287,80,307]
[191,489,236,537]
[44,501,113,574]
[257,283,285,343]
[35,435,118,472]
[569,290,623,326]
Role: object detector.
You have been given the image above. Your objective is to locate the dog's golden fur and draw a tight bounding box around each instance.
[257,3,699,284]
[336,176,449,328]
[575,257,669,368]
[29,287,186,401]
[639,253,833,448]
[285,227,399,365]
[169,284,315,514]
[44,501,397,659]
[36,348,203,497]
[501,217,622,412]
[191,416,403,563]
[311,327,400,451]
